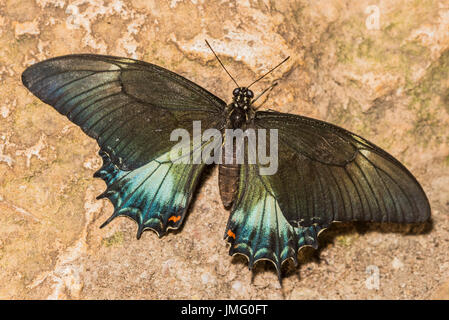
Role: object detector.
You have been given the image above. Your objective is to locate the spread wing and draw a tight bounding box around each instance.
[22,54,226,236]
[225,111,430,278]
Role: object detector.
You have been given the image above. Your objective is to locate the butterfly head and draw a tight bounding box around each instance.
[232,87,254,107]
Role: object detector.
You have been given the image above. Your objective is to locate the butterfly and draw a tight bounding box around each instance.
[21,48,430,281]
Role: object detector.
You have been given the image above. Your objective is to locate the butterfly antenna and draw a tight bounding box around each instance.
[251,82,278,108]
[247,56,290,89]
[205,40,240,88]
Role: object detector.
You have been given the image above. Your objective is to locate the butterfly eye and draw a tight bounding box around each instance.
[246,90,254,98]
[233,88,240,96]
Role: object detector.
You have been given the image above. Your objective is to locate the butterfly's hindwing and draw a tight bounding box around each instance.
[95,149,205,237]
[225,164,323,277]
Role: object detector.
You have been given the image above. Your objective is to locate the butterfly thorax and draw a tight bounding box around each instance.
[219,87,254,209]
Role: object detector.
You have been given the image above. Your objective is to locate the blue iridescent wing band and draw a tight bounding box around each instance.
[95,145,212,237]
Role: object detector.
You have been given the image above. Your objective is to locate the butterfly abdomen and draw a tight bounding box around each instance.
[218,144,240,209]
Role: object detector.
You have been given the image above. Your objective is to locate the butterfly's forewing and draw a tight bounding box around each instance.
[22,54,226,170]
[22,54,226,235]
[225,111,430,275]
[254,111,430,227]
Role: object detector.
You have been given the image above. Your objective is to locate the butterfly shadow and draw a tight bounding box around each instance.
[230,219,433,287]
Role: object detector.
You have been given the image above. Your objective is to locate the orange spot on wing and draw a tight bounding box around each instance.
[168,215,181,223]
[227,229,236,239]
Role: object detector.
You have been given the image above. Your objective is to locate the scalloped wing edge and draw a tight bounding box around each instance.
[94,149,199,238]
[224,222,328,280]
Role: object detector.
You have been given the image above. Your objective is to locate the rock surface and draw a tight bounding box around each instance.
[0,0,448,299]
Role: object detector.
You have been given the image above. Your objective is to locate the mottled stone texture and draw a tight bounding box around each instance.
[0,0,448,299]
